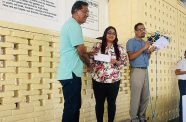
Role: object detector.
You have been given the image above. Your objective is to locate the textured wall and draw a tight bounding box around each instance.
[0,0,186,122]
[108,0,186,122]
[0,21,129,122]
[0,21,62,122]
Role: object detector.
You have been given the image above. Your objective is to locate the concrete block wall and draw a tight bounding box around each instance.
[0,0,185,121]
[0,21,131,122]
[0,21,62,122]
[108,0,186,122]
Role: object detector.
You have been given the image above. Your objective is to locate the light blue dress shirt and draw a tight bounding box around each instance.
[57,18,84,80]
[126,38,149,67]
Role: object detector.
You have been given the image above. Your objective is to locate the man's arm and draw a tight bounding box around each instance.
[128,41,150,60]
[76,44,90,67]
[175,69,186,75]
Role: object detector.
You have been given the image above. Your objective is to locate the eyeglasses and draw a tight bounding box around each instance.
[79,9,89,16]
[107,31,116,35]
[136,28,146,32]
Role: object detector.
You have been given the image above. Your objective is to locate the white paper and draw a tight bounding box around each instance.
[94,54,111,62]
[152,37,169,50]
[183,95,186,122]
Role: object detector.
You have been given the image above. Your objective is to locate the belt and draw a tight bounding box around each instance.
[132,67,147,69]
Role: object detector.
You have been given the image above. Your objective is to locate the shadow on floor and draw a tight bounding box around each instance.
[168,117,179,122]
[121,117,179,122]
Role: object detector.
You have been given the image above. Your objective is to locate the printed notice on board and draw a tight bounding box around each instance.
[81,0,99,31]
[0,0,58,20]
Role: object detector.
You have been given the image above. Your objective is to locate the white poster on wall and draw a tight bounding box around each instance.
[0,0,58,20]
[0,0,108,38]
[0,0,62,31]
[81,0,99,31]
[81,0,108,38]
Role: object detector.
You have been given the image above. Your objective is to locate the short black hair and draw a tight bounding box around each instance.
[134,23,144,31]
[71,1,88,14]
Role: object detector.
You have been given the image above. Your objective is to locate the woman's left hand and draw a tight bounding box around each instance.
[110,59,119,65]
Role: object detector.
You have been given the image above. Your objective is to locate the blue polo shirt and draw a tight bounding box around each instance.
[57,18,84,80]
[126,38,149,67]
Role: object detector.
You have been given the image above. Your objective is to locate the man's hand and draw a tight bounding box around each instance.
[175,69,186,75]
[87,51,97,57]
[148,46,156,53]
[87,66,93,73]
[76,44,90,67]
[143,41,150,50]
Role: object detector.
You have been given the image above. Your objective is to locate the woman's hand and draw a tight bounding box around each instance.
[110,59,119,65]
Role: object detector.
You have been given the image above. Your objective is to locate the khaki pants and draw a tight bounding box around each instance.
[130,68,149,122]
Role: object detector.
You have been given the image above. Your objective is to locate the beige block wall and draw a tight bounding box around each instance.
[0,21,130,122]
[0,21,62,122]
[0,0,185,122]
[109,0,186,122]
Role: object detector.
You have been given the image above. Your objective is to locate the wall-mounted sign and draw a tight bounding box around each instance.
[1,0,58,20]
[0,0,108,38]
[81,0,99,31]
[0,0,61,31]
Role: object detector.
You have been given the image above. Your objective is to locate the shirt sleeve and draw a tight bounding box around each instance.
[68,23,84,47]
[177,60,183,69]
[126,40,134,52]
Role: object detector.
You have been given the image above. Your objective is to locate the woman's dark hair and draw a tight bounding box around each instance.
[101,26,120,60]
[71,1,88,14]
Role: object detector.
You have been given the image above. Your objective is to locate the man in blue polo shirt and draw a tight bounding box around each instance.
[126,23,155,122]
[57,1,91,122]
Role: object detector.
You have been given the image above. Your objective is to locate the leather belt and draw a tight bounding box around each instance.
[132,67,147,69]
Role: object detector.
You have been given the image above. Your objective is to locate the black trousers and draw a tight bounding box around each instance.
[178,79,186,122]
[59,73,82,122]
[93,79,120,122]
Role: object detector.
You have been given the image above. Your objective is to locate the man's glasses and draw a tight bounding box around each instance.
[136,28,146,32]
[79,9,89,15]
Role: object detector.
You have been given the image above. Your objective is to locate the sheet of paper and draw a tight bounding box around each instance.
[183,95,186,122]
[94,54,111,62]
[152,36,169,50]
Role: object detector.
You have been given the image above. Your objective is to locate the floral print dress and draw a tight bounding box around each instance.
[91,42,127,83]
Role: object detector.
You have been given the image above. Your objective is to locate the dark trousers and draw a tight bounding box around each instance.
[93,79,120,122]
[59,73,82,122]
[178,80,186,122]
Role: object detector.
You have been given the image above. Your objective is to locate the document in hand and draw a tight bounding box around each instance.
[94,54,111,62]
[152,36,169,50]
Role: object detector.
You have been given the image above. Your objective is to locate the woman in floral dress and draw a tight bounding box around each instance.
[91,26,128,122]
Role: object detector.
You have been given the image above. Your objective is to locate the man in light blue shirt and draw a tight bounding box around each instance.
[57,1,91,122]
[127,38,149,68]
[126,23,155,122]
[57,17,85,80]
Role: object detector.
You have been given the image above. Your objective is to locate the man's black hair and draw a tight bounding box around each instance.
[134,23,144,31]
[71,1,88,14]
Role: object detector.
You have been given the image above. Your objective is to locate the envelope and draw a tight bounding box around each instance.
[94,54,111,62]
